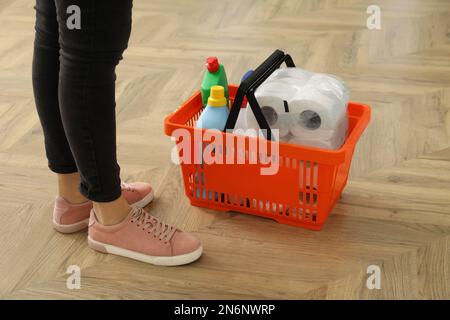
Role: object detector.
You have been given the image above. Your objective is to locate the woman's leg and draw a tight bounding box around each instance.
[33,0,153,231]
[55,0,133,225]
[32,0,88,204]
[51,0,202,264]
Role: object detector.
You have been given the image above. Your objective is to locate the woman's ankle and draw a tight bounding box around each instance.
[93,195,131,226]
[57,172,88,204]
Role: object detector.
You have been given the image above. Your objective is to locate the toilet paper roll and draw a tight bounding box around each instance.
[231,108,248,132]
[288,133,345,150]
[288,113,348,149]
[266,67,313,85]
[267,69,350,104]
[256,80,299,100]
[231,111,251,137]
[288,85,348,140]
[307,73,350,103]
[288,115,347,150]
[245,96,290,139]
[233,108,275,140]
[245,82,298,139]
[271,77,309,91]
[265,68,350,102]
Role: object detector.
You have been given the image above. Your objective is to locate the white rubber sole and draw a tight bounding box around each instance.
[131,189,154,208]
[88,236,203,266]
[53,218,89,234]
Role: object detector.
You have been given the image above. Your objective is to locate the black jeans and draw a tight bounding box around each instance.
[32,0,132,202]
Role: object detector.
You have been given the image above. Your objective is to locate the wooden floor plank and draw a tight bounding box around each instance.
[0,0,449,299]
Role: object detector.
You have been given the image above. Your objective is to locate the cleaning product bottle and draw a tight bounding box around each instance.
[197,85,229,130]
[201,57,229,106]
[196,86,229,200]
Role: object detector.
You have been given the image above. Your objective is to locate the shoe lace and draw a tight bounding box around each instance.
[121,182,134,192]
[130,208,176,243]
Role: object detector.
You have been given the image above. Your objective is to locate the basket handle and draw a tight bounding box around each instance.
[224,49,295,140]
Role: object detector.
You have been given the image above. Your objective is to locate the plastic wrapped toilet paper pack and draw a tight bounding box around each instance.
[239,67,350,149]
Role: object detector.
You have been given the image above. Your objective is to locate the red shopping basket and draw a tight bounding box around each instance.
[164,50,370,230]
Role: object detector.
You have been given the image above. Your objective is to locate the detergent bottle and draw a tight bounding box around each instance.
[197,85,229,130]
[201,57,229,106]
[196,86,229,200]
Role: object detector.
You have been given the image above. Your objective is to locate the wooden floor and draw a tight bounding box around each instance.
[0,0,449,299]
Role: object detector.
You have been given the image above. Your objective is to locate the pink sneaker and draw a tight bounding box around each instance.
[52,199,93,234]
[88,207,203,266]
[53,182,154,234]
[120,182,154,208]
